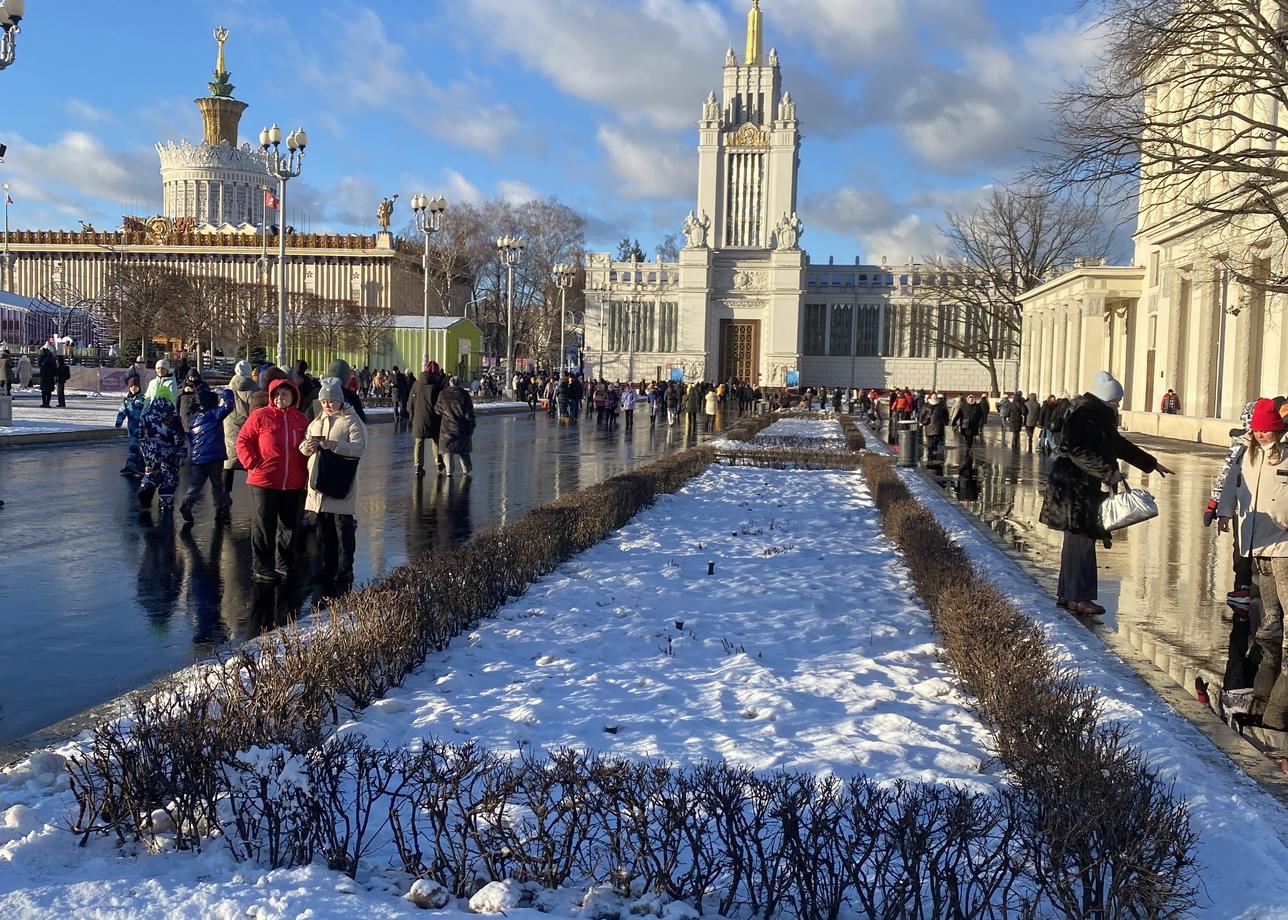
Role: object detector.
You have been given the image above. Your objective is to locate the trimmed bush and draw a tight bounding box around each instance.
[859,454,1198,918]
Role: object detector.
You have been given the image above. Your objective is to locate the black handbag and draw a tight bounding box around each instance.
[315,448,359,499]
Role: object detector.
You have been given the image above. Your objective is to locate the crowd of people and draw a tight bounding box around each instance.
[108,354,478,625]
[503,372,774,432]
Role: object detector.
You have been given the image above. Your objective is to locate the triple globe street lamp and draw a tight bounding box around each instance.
[496,234,524,393]
[0,0,26,72]
[411,194,447,368]
[553,262,578,375]
[258,122,308,368]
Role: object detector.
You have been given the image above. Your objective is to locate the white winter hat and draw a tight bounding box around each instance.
[318,376,345,403]
[155,358,171,373]
[1090,370,1124,403]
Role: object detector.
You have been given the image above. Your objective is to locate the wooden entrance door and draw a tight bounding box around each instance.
[719,319,760,383]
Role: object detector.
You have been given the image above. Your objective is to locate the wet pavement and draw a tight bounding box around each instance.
[910,421,1243,712]
[0,408,734,748]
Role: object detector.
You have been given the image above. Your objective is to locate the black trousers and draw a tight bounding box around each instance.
[249,486,304,583]
[925,434,942,461]
[1057,532,1097,602]
[313,511,357,593]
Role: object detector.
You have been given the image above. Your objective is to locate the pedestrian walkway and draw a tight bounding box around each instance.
[896,419,1286,754]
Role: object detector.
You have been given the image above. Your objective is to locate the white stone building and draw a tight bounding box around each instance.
[585,2,1014,391]
[1019,18,1288,441]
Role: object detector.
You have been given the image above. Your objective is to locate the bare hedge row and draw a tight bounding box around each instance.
[65,445,716,843]
[859,455,1198,918]
[72,733,1093,919]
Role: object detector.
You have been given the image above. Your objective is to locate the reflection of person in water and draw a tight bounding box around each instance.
[954,456,981,504]
[135,520,184,627]
[177,524,227,645]
[408,473,474,563]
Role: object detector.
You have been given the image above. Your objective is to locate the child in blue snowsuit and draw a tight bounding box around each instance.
[138,397,187,514]
[179,387,235,525]
[115,375,146,478]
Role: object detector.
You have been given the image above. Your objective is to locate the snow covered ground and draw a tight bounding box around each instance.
[713,416,847,453]
[3,444,1285,918]
[0,465,998,919]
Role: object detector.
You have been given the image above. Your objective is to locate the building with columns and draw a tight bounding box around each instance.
[1020,45,1287,440]
[585,2,1013,391]
[0,28,424,356]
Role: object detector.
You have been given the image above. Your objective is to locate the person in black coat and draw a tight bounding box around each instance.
[409,364,446,475]
[38,345,57,408]
[1038,372,1171,616]
[1024,393,1041,451]
[952,394,987,455]
[1007,391,1026,450]
[55,355,71,408]
[918,394,949,461]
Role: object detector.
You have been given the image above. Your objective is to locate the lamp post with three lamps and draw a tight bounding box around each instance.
[496,235,524,395]
[553,262,578,374]
[0,0,25,72]
[258,122,308,368]
[411,194,447,368]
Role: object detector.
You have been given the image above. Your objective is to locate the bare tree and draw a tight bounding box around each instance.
[112,265,189,362]
[352,306,394,369]
[226,281,269,363]
[166,274,237,371]
[914,185,1109,394]
[1038,0,1288,290]
[305,295,359,363]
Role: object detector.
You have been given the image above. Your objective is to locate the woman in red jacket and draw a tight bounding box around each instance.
[236,378,309,584]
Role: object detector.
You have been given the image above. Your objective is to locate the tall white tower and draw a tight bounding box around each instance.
[696,1,800,249]
[156,27,275,230]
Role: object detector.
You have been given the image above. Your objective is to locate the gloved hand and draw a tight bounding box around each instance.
[1203,498,1218,528]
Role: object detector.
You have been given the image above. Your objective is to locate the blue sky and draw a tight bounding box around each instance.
[0,0,1105,261]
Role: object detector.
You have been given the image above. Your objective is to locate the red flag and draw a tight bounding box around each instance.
[264,189,280,210]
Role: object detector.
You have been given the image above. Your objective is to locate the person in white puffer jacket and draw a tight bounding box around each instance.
[620,383,638,432]
[1217,398,1288,729]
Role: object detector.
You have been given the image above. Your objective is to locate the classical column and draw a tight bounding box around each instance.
[1020,311,1034,394]
[1052,306,1068,395]
[1040,310,1054,396]
[1067,297,1084,395]
[1194,260,1219,418]
[1164,264,1187,398]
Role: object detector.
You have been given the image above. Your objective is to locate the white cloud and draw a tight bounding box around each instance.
[596,124,694,200]
[442,169,484,207]
[801,182,997,264]
[62,99,117,124]
[0,132,159,228]
[457,0,729,132]
[300,8,522,158]
[497,180,539,206]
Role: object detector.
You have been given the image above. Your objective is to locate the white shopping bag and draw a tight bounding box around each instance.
[1099,484,1159,532]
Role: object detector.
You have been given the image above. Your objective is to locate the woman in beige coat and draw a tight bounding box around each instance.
[300,377,367,595]
[1217,398,1288,728]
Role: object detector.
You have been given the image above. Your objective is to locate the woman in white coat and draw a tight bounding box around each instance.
[1217,398,1288,728]
[300,377,367,595]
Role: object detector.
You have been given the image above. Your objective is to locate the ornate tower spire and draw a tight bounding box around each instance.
[209,26,234,98]
[745,0,764,67]
[196,26,249,147]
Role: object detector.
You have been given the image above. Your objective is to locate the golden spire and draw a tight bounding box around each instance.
[745,0,763,66]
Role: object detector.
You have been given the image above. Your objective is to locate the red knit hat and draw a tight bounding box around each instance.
[1250,398,1285,432]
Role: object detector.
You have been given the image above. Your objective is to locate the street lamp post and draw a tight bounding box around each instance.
[1,182,10,292]
[496,234,524,395]
[411,194,447,368]
[553,262,578,374]
[0,0,25,71]
[258,122,308,368]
